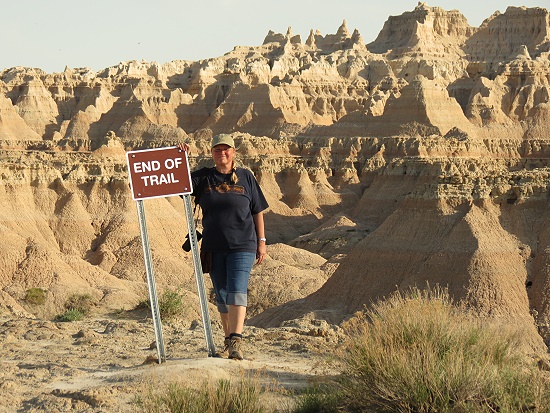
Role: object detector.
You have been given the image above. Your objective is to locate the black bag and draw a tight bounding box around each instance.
[200,250,212,273]
[182,233,210,273]
[182,230,202,252]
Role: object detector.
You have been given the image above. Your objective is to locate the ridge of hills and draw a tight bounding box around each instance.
[1,2,550,355]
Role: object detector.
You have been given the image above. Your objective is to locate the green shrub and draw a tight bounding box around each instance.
[55,309,85,322]
[24,288,46,305]
[139,289,185,320]
[158,289,184,320]
[53,293,95,322]
[65,293,95,315]
[337,286,550,413]
[137,377,265,413]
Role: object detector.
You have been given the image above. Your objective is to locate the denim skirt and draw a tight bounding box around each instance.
[209,251,255,313]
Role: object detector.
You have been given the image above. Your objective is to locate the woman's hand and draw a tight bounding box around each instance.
[177,143,190,153]
[253,212,266,265]
[256,241,267,264]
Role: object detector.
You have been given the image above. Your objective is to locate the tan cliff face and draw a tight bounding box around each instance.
[1,3,550,351]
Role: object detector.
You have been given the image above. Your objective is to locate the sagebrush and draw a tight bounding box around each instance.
[337,286,550,413]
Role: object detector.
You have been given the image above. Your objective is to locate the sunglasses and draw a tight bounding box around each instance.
[212,147,233,154]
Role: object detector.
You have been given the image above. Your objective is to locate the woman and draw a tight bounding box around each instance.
[178,134,268,360]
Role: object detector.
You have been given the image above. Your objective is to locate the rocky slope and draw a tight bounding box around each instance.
[1,2,550,354]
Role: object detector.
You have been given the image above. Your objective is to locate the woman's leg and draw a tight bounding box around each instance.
[225,251,255,359]
[228,304,246,335]
[225,251,255,332]
[209,252,230,337]
[220,312,230,337]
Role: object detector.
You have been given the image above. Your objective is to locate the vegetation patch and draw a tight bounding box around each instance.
[54,293,96,322]
[65,293,96,315]
[24,288,46,305]
[138,288,186,321]
[136,376,266,413]
[55,309,85,322]
[335,286,550,413]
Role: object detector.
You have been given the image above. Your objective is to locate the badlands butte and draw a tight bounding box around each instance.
[1,2,550,405]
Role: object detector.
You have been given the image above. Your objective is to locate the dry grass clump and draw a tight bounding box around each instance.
[338,286,550,413]
[136,376,267,413]
[24,287,47,305]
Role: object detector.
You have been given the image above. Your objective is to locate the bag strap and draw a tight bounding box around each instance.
[192,171,209,217]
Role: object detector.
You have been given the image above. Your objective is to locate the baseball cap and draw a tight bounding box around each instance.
[211,134,235,148]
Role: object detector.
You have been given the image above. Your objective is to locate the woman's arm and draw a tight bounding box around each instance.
[253,212,266,264]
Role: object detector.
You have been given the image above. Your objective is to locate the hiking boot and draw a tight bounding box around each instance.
[228,337,244,360]
[215,338,230,358]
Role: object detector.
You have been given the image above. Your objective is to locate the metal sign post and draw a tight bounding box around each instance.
[126,146,215,362]
[136,199,166,363]
[182,194,216,357]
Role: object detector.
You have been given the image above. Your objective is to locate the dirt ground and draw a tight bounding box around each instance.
[0,307,342,413]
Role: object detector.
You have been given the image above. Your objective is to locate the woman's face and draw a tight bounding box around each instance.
[212,144,235,169]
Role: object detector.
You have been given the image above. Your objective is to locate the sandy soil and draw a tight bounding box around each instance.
[0,308,340,412]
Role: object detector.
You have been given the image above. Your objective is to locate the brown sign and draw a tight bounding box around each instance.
[126,146,193,200]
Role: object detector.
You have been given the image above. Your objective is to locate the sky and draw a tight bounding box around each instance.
[1,0,548,74]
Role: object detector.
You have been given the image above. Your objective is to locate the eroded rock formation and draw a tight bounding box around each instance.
[1,3,550,350]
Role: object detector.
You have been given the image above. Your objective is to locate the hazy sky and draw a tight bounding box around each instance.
[1,0,548,73]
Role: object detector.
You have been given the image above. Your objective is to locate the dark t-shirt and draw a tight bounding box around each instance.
[191,167,268,253]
